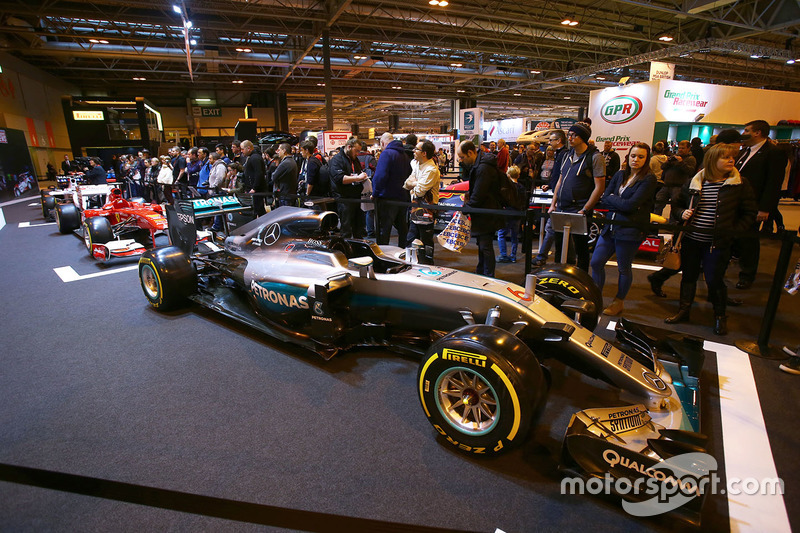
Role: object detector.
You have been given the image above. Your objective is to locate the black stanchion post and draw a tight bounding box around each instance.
[735,229,798,358]
[523,208,533,275]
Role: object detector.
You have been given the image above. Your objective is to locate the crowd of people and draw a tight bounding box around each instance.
[454,120,793,350]
[53,123,797,370]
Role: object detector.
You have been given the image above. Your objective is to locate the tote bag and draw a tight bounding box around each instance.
[436,211,471,252]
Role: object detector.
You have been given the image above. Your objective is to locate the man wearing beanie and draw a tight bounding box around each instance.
[548,122,606,271]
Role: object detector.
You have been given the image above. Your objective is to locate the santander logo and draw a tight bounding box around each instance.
[601,95,643,124]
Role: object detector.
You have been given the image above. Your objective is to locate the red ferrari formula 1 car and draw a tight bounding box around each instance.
[55,187,168,261]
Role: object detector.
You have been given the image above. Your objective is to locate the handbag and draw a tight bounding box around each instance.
[437,211,471,252]
[657,233,682,270]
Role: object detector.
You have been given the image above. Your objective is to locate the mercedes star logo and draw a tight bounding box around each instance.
[263,223,281,246]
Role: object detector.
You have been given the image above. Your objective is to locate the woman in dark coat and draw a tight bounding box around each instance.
[664,143,758,335]
[590,142,657,316]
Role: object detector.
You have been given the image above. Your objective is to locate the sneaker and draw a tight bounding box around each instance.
[779,356,800,375]
[497,255,511,263]
[510,256,517,263]
[531,256,546,267]
[783,346,798,357]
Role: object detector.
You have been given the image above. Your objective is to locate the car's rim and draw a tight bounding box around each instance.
[436,368,499,435]
[55,208,61,227]
[83,225,91,249]
[141,265,160,299]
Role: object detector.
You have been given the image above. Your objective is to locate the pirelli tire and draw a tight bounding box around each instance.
[55,203,80,234]
[83,216,113,255]
[418,324,547,456]
[534,264,603,330]
[138,246,197,311]
[41,194,56,219]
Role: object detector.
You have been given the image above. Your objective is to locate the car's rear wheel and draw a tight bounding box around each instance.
[83,216,113,254]
[418,324,547,456]
[41,195,56,219]
[533,264,603,330]
[138,246,196,310]
[55,203,80,234]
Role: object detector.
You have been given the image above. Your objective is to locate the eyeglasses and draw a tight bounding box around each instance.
[567,132,577,138]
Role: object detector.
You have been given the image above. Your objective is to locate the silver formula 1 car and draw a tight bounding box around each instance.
[138,203,709,523]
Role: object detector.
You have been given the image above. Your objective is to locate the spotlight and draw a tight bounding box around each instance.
[172,5,182,13]
[450,63,462,67]
[185,20,192,28]
[530,69,541,74]
[232,80,244,84]
[513,93,522,96]
[317,83,325,86]
[190,39,197,45]
[236,47,252,52]
[788,59,796,64]
[658,35,674,42]
[132,77,146,81]
[456,89,466,93]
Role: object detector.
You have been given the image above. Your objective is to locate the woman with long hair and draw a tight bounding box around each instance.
[664,143,757,335]
[589,142,657,316]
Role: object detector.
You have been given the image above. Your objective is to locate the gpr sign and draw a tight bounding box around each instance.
[601,95,643,124]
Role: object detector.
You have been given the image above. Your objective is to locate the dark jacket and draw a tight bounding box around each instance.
[329,148,363,199]
[737,141,787,214]
[373,140,410,200]
[556,145,604,212]
[661,154,696,187]
[674,169,758,249]
[597,171,657,241]
[305,154,328,196]
[271,156,299,200]
[86,165,107,185]
[548,145,569,190]
[243,152,267,193]
[602,150,621,178]
[465,150,503,234]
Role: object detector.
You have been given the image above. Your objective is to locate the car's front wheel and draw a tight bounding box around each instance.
[55,203,80,234]
[138,246,196,310]
[418,324,547,456]
[534,264,603,330]
[83,216,113,255]
[41,195,56,219]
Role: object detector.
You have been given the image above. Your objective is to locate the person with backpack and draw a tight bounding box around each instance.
[549,122,606,272]
[456,140,504,277]
[497,165,526,263]
[300,140,330,203]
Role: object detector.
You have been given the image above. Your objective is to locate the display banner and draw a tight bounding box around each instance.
[589,82,659,157]
[0,128,38,200]
[650,62,675,81]
[321,131,351,154]
[459,107,484,137]
[483,118,524,142]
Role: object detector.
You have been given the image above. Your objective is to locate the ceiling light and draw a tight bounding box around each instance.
[354,55,366,60]
[232,80,244,84]
[596,76,606,80]
[530,70,541,74]
[132,77,146,81]
[185,21,193,28]
[751,54,761,59]
[195,98,212,102]
[513,93,522,96]
[658,35,674,42]
[450,63,462,67]
[564,96,571,99]
[438,0,449,5]
[569,21,578,26]
[788,59,796,64]
[236,47,252,52]
[89,39,99,43]
[457,89,466,93]
[317,83,325,86]
[562,19,578,26]
[392,86,402,89]
[173,5,182,13]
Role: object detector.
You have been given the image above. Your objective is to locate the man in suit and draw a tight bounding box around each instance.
[733,120,787,289]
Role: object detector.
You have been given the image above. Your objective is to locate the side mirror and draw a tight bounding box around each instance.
[348,256,376,279]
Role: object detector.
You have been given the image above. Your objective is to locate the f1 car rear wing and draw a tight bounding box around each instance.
[166,195,253,255]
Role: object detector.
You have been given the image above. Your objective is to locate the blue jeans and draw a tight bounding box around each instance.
[590,233,641,299]
[534,217,555,260]
[497,219,520,258]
